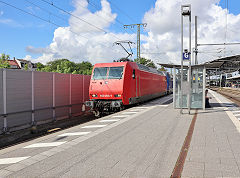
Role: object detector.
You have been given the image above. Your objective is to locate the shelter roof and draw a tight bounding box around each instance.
[158,55,240,74]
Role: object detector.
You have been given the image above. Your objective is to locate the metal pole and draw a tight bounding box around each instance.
[69,74,72,118]
[208,72,210,88]
[173,67,176,108]
[195,16,198,65]
[31,71,35,125]
[180,6,183,114]
[52,73,56,121]
[220,73,222,87]
[82,75,85,112]
[82,75,84,102]
[137,25,140,59]
[3,69,7,132]
[188,5,192,114]
[123,23,147,59]
[187,66,191,113]
[225,74,227,87]
[203,67,206,110]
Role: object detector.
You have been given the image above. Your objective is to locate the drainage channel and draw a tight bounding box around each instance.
[171,110,198,178]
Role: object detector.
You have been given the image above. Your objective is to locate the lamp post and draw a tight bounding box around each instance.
[181,5,191,114]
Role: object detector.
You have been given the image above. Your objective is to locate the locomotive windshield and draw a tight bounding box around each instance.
[93,67,108,80]
[108,67,124,79]
[92,66,124,80]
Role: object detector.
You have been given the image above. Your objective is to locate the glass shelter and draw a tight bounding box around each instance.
[173,66,206,110]
[159,55,240,111]
[159,63,206,110]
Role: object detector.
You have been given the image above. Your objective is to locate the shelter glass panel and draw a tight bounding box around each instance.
[175,68,188,108]
[191,68,203,108]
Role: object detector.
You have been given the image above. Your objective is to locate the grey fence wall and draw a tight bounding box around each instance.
[0,69,91,134]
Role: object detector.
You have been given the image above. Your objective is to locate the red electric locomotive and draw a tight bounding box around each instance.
[85,61,167,116]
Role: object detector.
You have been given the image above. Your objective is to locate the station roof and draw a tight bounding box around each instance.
[202,55,240,71]
[158,55,240,75]
[228,75,240,80]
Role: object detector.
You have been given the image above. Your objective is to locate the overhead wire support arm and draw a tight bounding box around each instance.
[114,40,134,59]
[198,42,240,46]
[123,23,147,59]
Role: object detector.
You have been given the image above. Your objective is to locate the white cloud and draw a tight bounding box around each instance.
[27,0,240,66]
[24,55,33,61]
[28,0,134,64]
[69,0,117,33]
[29,27,135,64]
[142,0,240,65]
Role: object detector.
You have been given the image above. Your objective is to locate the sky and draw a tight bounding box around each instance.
[0,0,240,66]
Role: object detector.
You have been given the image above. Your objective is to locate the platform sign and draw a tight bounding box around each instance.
[183,52,191,61]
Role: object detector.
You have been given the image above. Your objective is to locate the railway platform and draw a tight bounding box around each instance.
[0,90,240,177]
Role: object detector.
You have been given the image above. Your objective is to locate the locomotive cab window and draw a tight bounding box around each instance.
[132,69,135,79]
[93,67,108,80]
[108,67,124,79]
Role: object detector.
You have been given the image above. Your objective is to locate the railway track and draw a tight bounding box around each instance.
[0,94,172,150]
[211,87,240,106]
[0,113,95,149]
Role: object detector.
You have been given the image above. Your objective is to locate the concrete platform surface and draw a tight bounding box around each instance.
[0,92,239,177]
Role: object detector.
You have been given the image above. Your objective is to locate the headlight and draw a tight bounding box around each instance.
[114,94,121,97]
[92,94,98,97]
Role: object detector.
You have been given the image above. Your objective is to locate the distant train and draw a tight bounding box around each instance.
[85,61,172,116]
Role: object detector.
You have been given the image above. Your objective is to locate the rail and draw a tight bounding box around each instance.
[212,87,240,106]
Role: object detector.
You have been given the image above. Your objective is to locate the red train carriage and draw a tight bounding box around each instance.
[85,61,167,116]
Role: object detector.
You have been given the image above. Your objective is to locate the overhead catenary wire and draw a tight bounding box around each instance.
[197,15,240,52]
[141,50,166,54]
[26,0,106,38]
[0,1,71,32]
[198,42,240,46]
[151,0,156,5]
[40,0,123,41]
[74,0,142,57]
[25,0,69,25]
[87,0,136,34]
[86,0,124,26]
[199,52,222,59]
[199,50,239,59]
[0,0,117,50]
[87,0,138,44]
[74,0,135,35]
[107,0,135,23]
[77,0,137,57]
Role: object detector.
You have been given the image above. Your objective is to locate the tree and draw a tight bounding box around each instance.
[134,57,157,68]
[75,61,93,75]
[72,70,78,74]
[0,53,10,69]
[39,59,93,75]
[36,62,45,71]
[158,66,166,71]
[24,64,29,71]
